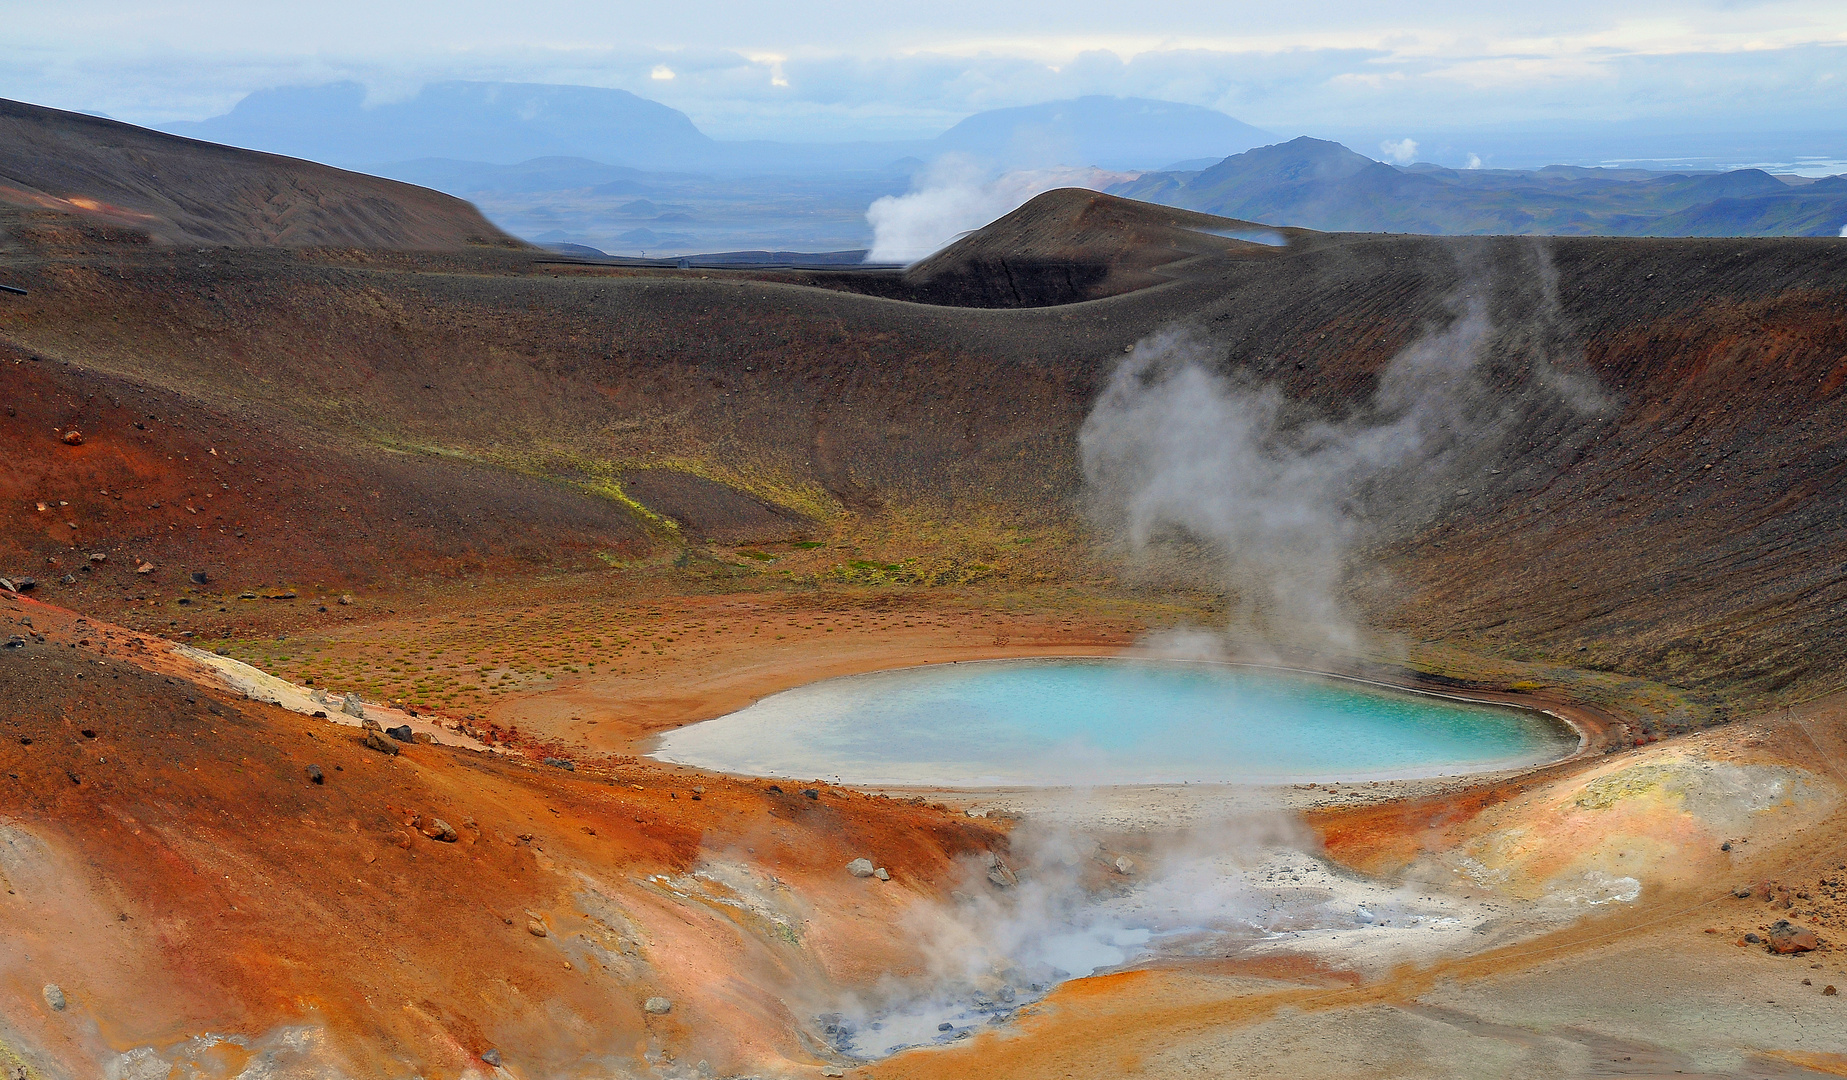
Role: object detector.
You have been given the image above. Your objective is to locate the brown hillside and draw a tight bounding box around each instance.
[4,157,1847,1079]
[5,199,1844,706]
[0,98,519,249]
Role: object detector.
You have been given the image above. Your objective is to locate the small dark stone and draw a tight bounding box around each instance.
[306,765,324,785]
[802,788,820,799]
[80,729,96,739]
[1721,841,1732,852]
[311,710,327,718]
[767,785,782,793]
[544,757,575,771]
[1745,933,1763,943]
[386,724,414,743]
[14,578,34,592]
[938,1022,953,1032]
[481,1049,502,1067]
[190,571,209,585]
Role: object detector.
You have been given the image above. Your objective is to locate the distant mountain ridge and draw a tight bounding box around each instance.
[1110,136,1847,237]
[165,83,1272,174]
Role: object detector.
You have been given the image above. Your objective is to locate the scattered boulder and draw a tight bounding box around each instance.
[60,429,83,445]
[59,575,74,585]
[527,920,547,937]
[643,996,673,1015]
[1766,919,1820,954]
[481,1049,502,1067]
[421,818,458,843]
[1114,856,1137,876]
[544,758,575,771]
[87,552,106,564]
[415,732,440,745]
[846,858,876,878]
[341,692,365,719]
[362,729,400,756]
[42,983,65,1011]
[986,852,1018,888]
[1825,985,1838,996]
[875,867,890,881]
[337,594,354,605]
[190,571,209,585]
[802,788,820,799]
[135,561,155,575]
[385,724,414,743]
[11,578,33,592]
[4,636,22,649]
[306,765,324,785]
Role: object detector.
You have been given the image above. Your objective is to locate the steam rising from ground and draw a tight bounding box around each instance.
[815,267,1614,1060]
[1080,284,1606,648]
[866,155,1134,263]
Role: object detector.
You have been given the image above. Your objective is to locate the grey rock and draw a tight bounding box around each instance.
[1114,856,1136,875]
[306,764,324,785]
[340,692,365,719]
[13,578,33,592]
[481,1048,502,1066]
[43,983,65,1010]
[386,724,414,743]
[362,729,399,756]
[544,758,575,771]
[846,858,875,878]
[421,818,458,843]
[190,571,209,585]
[875,867,890,881]
[643,996,673,1015]
[986,852,1018,888]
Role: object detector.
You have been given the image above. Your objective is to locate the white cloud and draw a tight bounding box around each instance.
[3,1,1846,141]
[1380,137,1419,163]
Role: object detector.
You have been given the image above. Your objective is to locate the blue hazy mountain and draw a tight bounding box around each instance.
[165,84,1269,173]
[1110,137,1847,237]
[930,97,1271,170]
[167,82,715,170]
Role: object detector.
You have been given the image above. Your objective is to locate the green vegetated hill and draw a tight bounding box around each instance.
[1111,137,1847,237]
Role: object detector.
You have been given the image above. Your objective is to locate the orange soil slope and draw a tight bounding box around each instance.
[0,590,1010,1078]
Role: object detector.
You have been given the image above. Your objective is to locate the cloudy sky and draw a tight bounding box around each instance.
[10,0,1847,148]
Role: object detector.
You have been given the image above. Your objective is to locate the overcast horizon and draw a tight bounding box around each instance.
[8,0,1846,169]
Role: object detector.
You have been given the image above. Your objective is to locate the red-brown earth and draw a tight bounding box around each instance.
[1,106,1845,1078]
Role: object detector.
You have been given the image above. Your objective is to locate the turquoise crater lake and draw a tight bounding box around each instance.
[649,658,1580,787]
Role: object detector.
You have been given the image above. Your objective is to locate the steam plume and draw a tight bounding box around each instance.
[866,155,1133,263]
[1080,276,1606,649]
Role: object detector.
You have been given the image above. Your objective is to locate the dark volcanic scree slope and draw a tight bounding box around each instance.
[3,163,1845,706]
